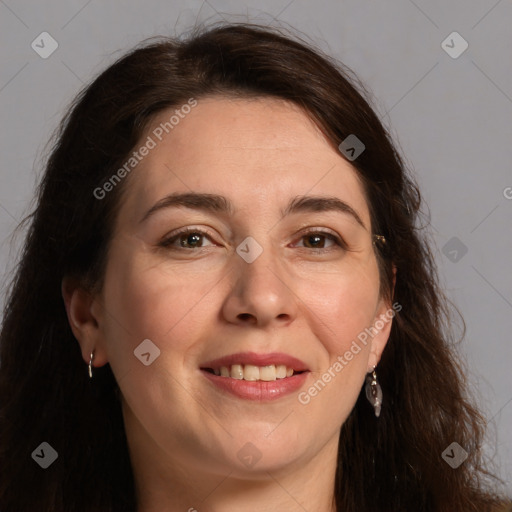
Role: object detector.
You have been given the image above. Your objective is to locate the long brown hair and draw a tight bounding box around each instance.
[0,22,506,511]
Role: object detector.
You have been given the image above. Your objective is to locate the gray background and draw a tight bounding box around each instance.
[1,0,511,493]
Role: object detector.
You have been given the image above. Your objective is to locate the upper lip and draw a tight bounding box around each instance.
[200,352,309,372]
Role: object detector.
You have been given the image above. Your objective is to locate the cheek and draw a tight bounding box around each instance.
[294,272,378,426]
[100,242,225,374]
[290,260,380,423]
[293,258,381,356]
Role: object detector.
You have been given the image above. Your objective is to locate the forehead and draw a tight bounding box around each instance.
[117,96,370,228]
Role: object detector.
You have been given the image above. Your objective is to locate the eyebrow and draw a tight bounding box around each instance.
[139,192,366,229]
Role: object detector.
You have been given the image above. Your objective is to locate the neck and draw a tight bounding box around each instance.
[136,461,338,512]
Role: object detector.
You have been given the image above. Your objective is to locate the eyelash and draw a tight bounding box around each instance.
[158,227,348,252]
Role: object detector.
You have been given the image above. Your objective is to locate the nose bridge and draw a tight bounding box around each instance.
[223,235,297,326]
[239,241,283,291]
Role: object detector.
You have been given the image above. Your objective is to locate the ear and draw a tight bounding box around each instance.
[367,264,397,371]
[61,277,109,369]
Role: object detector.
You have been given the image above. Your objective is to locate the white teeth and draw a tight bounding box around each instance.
[212,364,299,380]
[231,364,244,380]
[259,365,276,381]
[243,364,260,381]
[276,365,287,379]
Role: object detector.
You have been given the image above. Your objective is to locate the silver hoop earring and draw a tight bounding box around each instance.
[88,351,94,379]
[365,366,383,417]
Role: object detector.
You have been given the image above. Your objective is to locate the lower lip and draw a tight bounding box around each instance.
[201,370,309,401]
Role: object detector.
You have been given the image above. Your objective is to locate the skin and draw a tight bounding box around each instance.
[63,96,394,512]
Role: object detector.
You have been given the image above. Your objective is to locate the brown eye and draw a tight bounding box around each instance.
[159,228,215,250]
[295,230,345,251]
[302,233,331,249]
[179,232,203,248]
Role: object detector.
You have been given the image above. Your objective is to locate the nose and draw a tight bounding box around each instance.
[221,243,298,328]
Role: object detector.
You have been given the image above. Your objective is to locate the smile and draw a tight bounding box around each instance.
[199,352,310,401]
[203,364,303,381]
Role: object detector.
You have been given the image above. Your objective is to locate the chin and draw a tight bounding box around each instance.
[218,431,309,475]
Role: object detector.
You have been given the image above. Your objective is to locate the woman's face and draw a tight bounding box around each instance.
[88,96,392,477]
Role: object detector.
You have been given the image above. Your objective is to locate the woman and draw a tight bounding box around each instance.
[0,22,507,512]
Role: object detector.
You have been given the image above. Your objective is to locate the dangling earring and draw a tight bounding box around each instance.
[88,351,94,379]
[365,366,383,417]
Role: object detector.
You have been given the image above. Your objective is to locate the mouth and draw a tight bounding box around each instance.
[201,364,307,381]
[199,352,310,400]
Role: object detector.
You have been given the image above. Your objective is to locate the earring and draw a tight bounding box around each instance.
[88,351,94,379]
[365,366,383,417]
[372,234,386,245]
